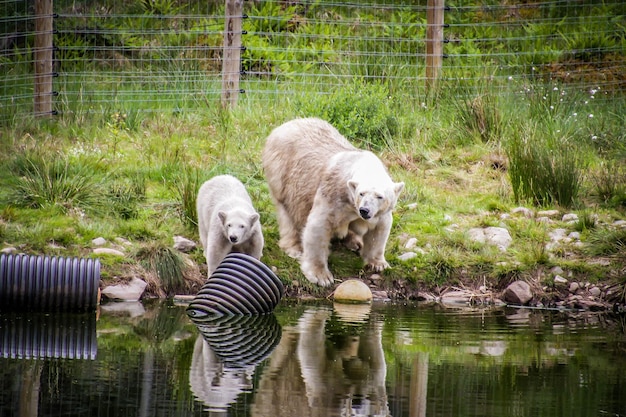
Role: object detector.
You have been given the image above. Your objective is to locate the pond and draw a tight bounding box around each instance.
[0,299,625,417]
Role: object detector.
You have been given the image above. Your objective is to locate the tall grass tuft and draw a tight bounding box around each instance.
[505,123,584,208]
[4,152,106,214]
[135,243,188,296]
[453,93,502,143]
[170,166,201,230]
[107,173,147,220]
[591,160,626,206]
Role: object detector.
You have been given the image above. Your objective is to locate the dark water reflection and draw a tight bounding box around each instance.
[0,300,625,417]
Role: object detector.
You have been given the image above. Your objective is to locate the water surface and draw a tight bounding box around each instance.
[1,300,624,417]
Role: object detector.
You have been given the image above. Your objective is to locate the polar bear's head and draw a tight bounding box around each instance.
[347,180,404,220]
[218,210,260,244]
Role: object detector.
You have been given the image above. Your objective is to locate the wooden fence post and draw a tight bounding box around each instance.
[34,0,54,116]
[221,0,244,108]
[426,0,444,91]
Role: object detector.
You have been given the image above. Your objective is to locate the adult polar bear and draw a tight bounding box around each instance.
[262,118,404,286]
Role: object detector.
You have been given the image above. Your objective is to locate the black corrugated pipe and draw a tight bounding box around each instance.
[190,313,282,368]
[186,253,284,317]
[0,312,97,359]
[0,253,101,312]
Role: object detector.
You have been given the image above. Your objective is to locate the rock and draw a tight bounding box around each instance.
[484,227,512,251]
[101,277,147,301]
[468,227,512,251]
[537,209,560,218]
[398,252,417,261]
[441,290,472,305]
[554,275,568,285]
[1,247,17,254]
[333,279,372,304]
[93,248,125,257]
[173,235,196,252]
[503,280,533,305]
[404,237,418,249]
[562,213,578,222]
[511,207,533,218]
[589,286,602,297]
[92,237,107,246]
[569,282,580,293]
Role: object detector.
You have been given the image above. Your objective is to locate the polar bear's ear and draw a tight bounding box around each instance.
[218,211,228,225]
[393,182,405,198]
[347,180,359,195]
[249,213,260,225]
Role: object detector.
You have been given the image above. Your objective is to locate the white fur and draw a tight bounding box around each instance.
[263,118,404,286]
[196,175,264,277]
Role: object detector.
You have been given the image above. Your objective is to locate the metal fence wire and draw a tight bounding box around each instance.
[1,0,624,122]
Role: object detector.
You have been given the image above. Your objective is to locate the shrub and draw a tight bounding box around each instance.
[296,80,399,150]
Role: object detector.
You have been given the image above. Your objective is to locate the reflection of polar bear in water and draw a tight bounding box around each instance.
[251,308,389,417]
[189,336,254,412]
[262,118,404,286]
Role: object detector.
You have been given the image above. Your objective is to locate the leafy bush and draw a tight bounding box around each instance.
[296,80,398,150]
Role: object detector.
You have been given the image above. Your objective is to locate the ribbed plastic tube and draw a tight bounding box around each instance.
[0,312,97,360]
[186,253,284,317]
[0,253,101,312]
[190,313,282,368]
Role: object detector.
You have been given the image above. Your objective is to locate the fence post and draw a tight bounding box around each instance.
[426,0,444,91]
[34,0,54,116]
[221,0,243,108]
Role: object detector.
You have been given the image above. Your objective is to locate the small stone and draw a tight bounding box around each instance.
[537,209,560,218]
[101,277,147,301]
[503,280,533,305]
[398,252,417,261]
[569,282,580,293]
[404,237,418,250]
[173,236,196,252]
[334,279,372,304]
[562,213,578,222]
[93,248,125,257]
[554,275,568,285]
[550,266,564,275]
[1,247,17,254]
[92,237,107,246]
[568,232,581,240]
[589,286,602,297]
[407,203,418,210]
[511,207,533,218]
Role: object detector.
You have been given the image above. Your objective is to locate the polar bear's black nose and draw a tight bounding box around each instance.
[359,208,371,219]
[230,236,239,243]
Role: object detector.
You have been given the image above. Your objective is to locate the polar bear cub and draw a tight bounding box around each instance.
[262,117,404,287]
[196,175,264,276]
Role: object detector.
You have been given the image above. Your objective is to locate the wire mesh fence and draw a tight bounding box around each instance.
[1,0,624,123]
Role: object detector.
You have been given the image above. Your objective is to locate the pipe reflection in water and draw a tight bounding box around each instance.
[189,314,282,412]
[0,312,97,360]
[252,304,391,417]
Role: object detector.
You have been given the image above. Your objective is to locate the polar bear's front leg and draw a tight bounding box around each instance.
[360,212,393,272]
[300,206,335,286]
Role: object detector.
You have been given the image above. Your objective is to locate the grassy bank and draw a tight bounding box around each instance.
[1,81,625,301]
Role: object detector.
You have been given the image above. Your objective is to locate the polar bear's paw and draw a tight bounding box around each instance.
[366,259,390,272]
[341,230,363,254]
[301,260,335,287]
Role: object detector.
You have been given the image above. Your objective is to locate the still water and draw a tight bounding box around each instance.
[0,299,625,417]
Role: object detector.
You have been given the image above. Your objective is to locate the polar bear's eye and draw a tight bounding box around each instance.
[376,194,384,200]
[359,192,365,197]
